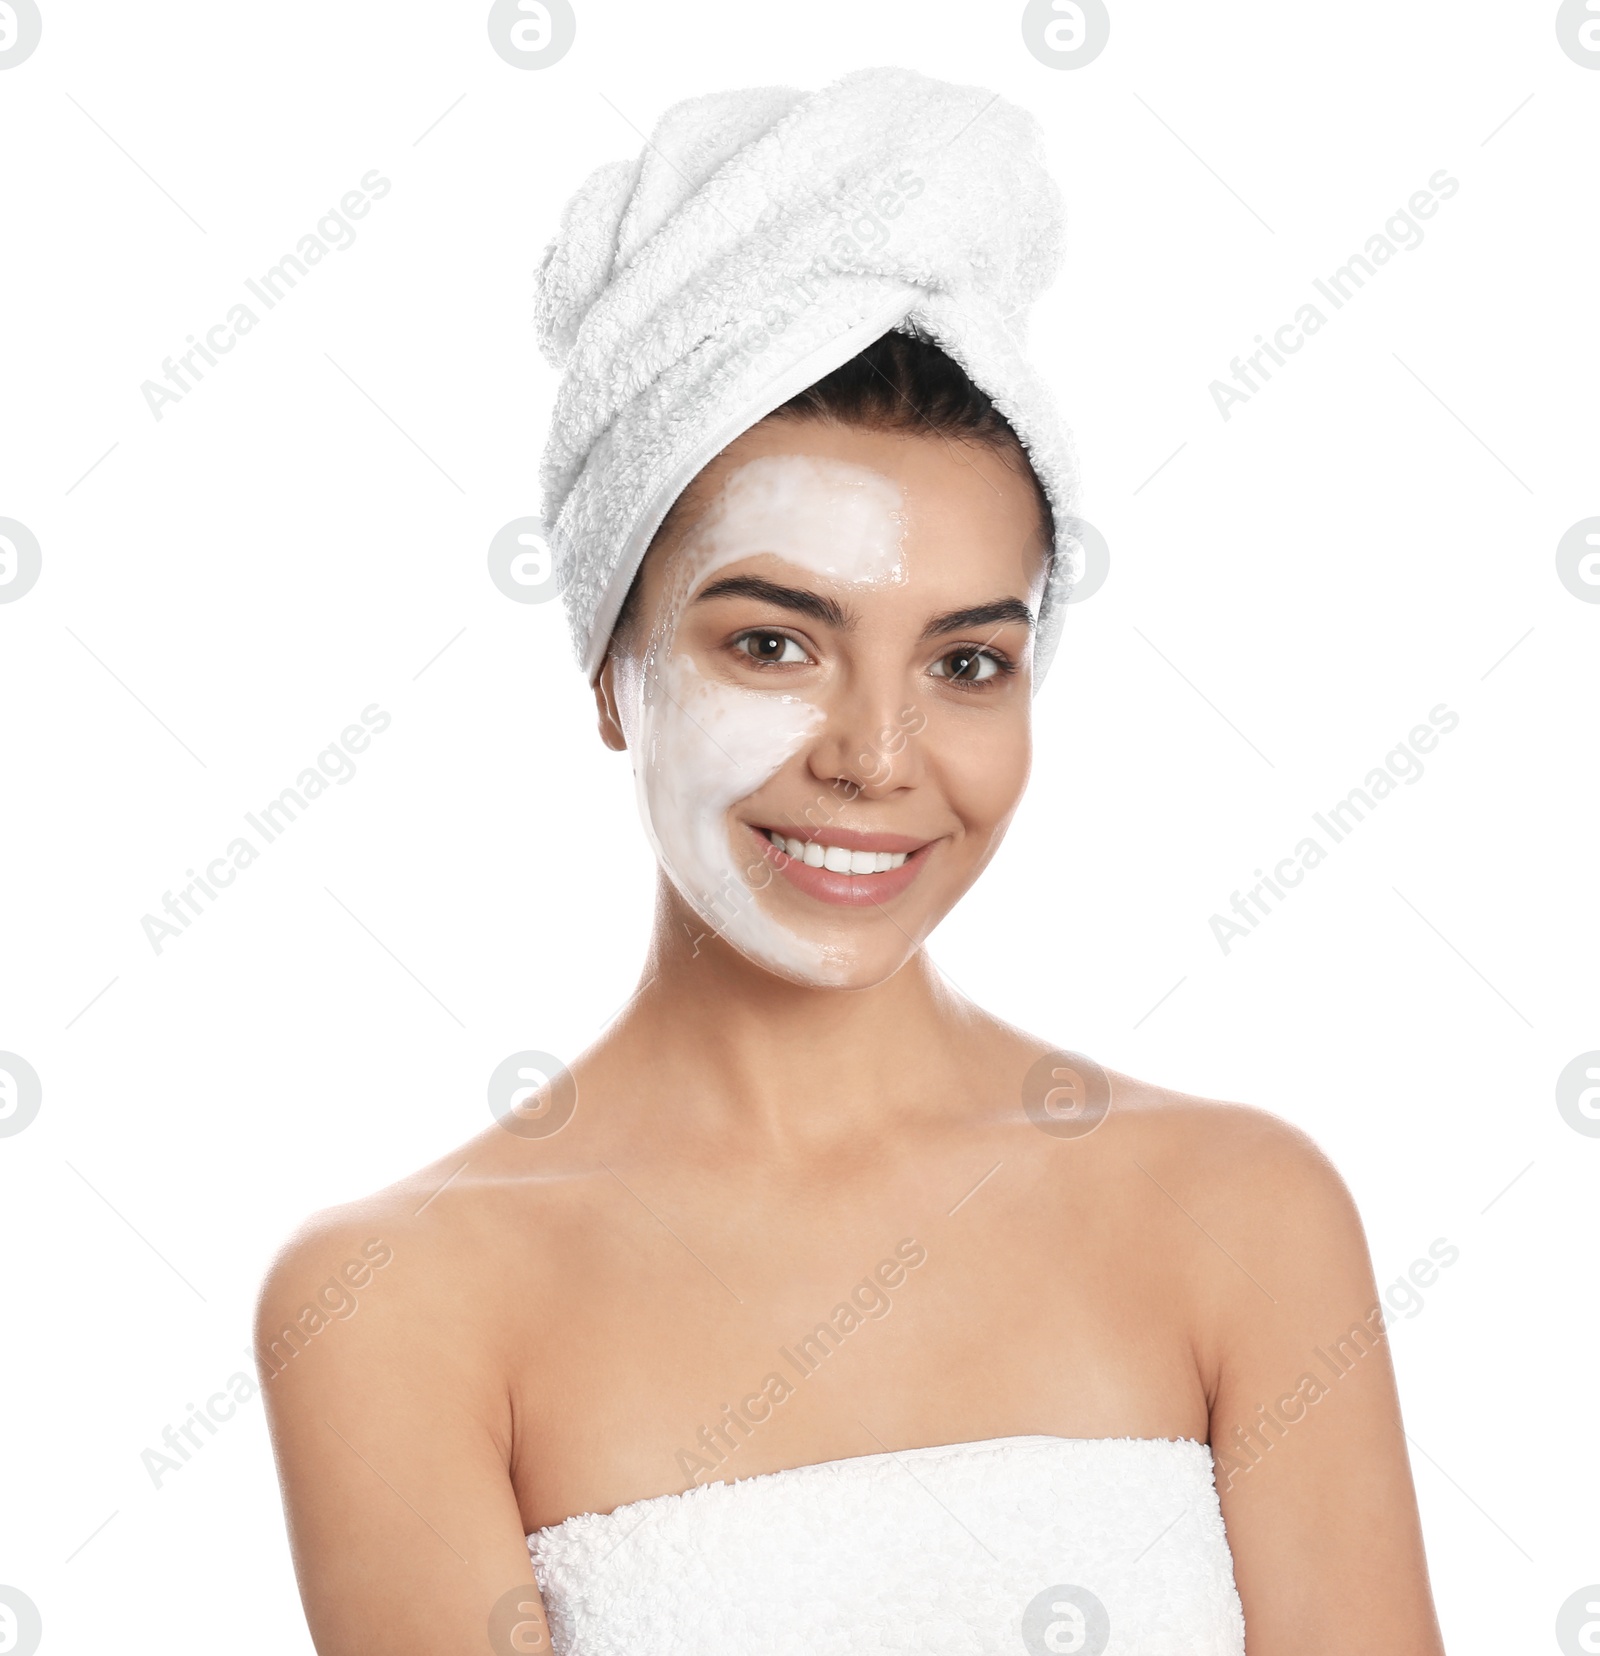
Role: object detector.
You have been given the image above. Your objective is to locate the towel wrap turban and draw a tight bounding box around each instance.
[533,65,1082,688]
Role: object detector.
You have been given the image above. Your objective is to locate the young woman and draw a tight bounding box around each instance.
[258,71,1447,1656]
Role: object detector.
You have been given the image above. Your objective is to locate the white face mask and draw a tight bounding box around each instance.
[617,452,909,985]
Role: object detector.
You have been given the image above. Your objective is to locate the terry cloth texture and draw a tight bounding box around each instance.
[527,1435,1246,1653]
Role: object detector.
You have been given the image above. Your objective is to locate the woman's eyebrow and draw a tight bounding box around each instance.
[919,598,1035,640]
[691,574,851,628]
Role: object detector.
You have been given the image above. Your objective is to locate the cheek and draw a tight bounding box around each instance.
[637,655,824,880]
[657,668,821,812]
[938,716,1032,836]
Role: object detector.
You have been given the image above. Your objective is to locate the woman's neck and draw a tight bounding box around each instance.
[585,891,996,1158]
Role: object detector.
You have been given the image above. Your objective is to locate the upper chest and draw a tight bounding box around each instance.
[491,1137,1212,1528]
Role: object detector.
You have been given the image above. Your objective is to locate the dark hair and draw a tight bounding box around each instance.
[770,326,1038,460]
[609,327,1052,644]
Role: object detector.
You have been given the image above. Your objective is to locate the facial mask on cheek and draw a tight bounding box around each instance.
[622,453,908,985]
[635,659,834,978]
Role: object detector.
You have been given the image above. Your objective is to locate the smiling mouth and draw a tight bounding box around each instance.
[759,830,910,875]
[745,822,934,908]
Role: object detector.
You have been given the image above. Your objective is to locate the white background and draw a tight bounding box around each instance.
[2,2,1596,1652]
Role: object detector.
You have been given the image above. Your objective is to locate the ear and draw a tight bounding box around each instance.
[593,653,627,752]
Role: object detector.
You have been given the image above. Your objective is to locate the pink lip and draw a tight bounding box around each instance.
[746,822,934,908]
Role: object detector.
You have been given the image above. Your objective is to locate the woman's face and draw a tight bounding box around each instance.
[596,417,1050,990]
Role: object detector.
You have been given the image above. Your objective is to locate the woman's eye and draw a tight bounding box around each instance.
[735,630,808,665]
[932,646,1003,684]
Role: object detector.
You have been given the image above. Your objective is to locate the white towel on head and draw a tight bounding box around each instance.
[533,64,1082,688]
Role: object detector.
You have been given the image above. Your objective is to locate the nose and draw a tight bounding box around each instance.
[803,672,925,801]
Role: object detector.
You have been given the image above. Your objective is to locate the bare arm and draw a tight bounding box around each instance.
[1197,1113,1446,1653]
[256,1212,552,1656]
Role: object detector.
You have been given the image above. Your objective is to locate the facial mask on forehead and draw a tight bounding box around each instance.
[620,453,907,985]
[689,452,910,589]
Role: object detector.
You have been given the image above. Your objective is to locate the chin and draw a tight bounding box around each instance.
[738,953,914,986]
[786,956,908,993]
[708,914,920,986]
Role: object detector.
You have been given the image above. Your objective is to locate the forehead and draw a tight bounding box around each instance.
[647,418,1049,601]
[675,449,908,597]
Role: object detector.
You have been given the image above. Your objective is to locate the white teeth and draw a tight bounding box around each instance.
[763,829,911,875]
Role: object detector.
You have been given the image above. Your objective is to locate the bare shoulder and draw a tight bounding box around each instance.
[254,1127,539,1396]
[257,1150,462,1323]
[1097,1066,1364,1241]
[976,1020,1360,1241]
[1078,1067,1380,1374]
[987,1027,1375,1319]
[254,1178,451,1413]
[253,1184,417,1355]
[980,1017,1376,1311]
[254,1102,620,1384]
